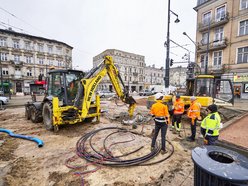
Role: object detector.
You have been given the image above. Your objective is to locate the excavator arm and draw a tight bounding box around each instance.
[76,56,136,118]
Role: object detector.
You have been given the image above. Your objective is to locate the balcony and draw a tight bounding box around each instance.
[200,64,231,75]
[12,47,22,53]
[132,81,138,84]
[198,13,229,32]
[197,38,228,53]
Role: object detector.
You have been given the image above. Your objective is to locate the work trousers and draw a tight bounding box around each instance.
[173,114,182,129]
[151,121,168,151]
[205,135,219,145]
[190,119,197,140]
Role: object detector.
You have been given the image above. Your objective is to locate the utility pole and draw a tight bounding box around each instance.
[205,21,211,74]
[0,56,3,93]
[165,0,180,88]
[165,0,171,88]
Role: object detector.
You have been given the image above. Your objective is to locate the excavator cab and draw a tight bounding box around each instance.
[194,75,234,106]
[46,69,84,106]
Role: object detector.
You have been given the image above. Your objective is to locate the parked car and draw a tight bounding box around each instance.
[0,96,9,105]
[139,90,154,96]
[97,90,116,98]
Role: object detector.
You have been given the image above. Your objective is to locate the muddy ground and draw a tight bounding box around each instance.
[0,98,245,186]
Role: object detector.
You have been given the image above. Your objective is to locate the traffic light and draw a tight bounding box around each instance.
[170,59,174,66]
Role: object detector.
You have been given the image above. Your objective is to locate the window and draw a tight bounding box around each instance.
[13,40,20,49]
[38,44,44,52]
[38,58,44,65]
[39,68,44,75]
[49,60,53,66]
[216,5,226,21]
[214,27,224,41]
[48,46,53,54]
[58,61,62,67]
[202,11,211,25]
[240,0,248,10]
[200,54,208,68]
[239,20,248,36]
[0,53,8,61]
[0,37,7,47]
[2,68,9,75]
[14,55,20,62]
[27,69,32,76]
[201,32,209,45]
[25,42,31,50]
[56,47,62,55]
[237,46,248,64]
[26,56,33,64]
[213,51,222,66]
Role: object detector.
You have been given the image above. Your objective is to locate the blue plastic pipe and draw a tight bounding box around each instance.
[0,128,44,148]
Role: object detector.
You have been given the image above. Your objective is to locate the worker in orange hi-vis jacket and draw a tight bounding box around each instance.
[187,96,201,142]
[150,93,170,154]
[172,95,185,137]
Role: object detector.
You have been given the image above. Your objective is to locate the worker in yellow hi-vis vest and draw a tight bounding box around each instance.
[201,104,221,145]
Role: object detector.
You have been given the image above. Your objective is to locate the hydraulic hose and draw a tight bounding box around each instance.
[0,128,44,148]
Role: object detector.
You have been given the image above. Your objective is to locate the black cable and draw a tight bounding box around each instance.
[75,127,174,167]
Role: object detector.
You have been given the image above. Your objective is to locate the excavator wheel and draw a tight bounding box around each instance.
[42,102,54,131]
[30,105,43,123]
[25,106,31,120]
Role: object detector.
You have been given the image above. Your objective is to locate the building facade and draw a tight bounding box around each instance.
[93,49,187,93]
[170,66,187,88]
[0,28,72,94]
[93,49,146,92]
[194,0,248,98]
[144,65,164,89]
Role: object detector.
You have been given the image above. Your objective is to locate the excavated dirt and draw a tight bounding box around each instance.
[0,98,247,186]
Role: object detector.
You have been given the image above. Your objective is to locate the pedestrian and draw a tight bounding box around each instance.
[172,94,185,137]
[200,104,221,145]
[187,96,201,142]
[150,93,170,154]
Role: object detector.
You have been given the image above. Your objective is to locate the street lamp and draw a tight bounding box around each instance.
[165,0,180,88]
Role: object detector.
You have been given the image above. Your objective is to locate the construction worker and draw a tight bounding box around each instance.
[201,104,221,145]
[172,95,185,136]
[187,96,201,142]
[150,93,170,154]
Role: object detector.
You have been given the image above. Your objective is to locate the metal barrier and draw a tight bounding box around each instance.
[192,146,248,186]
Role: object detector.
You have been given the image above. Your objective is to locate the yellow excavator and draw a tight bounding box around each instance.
[147,68,234,110]
[25,56,136,131]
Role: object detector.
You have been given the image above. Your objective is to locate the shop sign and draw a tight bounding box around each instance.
[34,80,46,85]
[233,75,248,82]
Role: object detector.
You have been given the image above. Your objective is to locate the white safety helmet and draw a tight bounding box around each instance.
[190,96,197,101]
[155,93,164,100]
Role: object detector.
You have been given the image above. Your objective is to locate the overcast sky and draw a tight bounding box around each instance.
[0,0,197,71]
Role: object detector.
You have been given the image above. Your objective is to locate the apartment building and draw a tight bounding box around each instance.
[170,66,187,87]
[194,0,248,98]
[93,49,146,92]
[144,65,164,89]
[0,28,72,94]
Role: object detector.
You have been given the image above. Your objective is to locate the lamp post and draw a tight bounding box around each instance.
[0,57,3,93]
[165,0,180,88]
